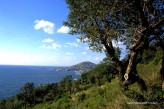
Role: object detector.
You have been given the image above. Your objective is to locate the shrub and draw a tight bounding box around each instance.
[77,92,86,102]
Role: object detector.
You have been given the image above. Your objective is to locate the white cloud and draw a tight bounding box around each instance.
[42,38,54,43]
[51,43,61,49]
[40,42,61,49]
[34,20,55,34]
[66,52,74,55]
[82,52,87,55]
[57,26,70,34]
[66,42,78,47]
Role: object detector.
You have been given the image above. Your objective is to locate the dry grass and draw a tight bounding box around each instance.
[137,63,161,85]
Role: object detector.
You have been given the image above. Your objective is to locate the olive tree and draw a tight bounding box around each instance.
[65,0,164,91]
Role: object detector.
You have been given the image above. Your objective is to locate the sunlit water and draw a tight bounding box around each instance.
[0,65,79,99]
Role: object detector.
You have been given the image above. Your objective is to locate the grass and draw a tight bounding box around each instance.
[137,61,161,85]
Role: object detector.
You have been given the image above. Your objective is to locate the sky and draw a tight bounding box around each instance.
[0,0,105,66]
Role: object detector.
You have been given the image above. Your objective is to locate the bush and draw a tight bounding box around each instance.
[43,93,55,102]
[77,92,86,102]
[147,85,164,105]
[55,96,71,109]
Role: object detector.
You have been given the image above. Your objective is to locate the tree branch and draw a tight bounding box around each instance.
[134,0,149,28]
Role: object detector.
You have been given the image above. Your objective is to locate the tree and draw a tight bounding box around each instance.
[17,82,35,107]
[72,79,81,93]
[59,75,73,93]
[20,82,35,94]
[34,83,59,102]
[65,0,164,91]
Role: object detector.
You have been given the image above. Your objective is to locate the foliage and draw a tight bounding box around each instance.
[141,46,163,65]
[17,82,35,107]
[77,92,86,102]
[59,75,73,93]
[65,0,164,57]
[54,96,71,109]
[81,62,117,85]
[72,79,81,93]
[65,0,164,93]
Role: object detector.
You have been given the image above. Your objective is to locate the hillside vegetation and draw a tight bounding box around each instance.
[32,61,164,109]
[0,50,163,109]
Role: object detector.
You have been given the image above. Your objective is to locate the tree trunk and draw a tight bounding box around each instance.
[103,36,147,91]
[103,41,125,86]
[123,51,147,91]
[118,66,125,86]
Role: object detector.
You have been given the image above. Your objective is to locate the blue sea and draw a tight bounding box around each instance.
[0,65,79,99]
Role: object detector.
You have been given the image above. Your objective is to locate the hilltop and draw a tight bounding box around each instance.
[54,61,96,73]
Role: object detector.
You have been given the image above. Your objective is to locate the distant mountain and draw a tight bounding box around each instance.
[67,61,96,71]
[54,61,96,74]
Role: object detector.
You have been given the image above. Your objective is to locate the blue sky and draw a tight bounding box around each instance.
[0,0,105,66]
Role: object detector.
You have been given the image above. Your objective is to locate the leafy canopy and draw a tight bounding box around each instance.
[65,0,164,56]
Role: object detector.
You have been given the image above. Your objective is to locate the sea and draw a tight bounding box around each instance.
[0,65,79,99]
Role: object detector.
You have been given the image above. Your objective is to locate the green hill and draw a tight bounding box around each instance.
[54,61,96,74]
